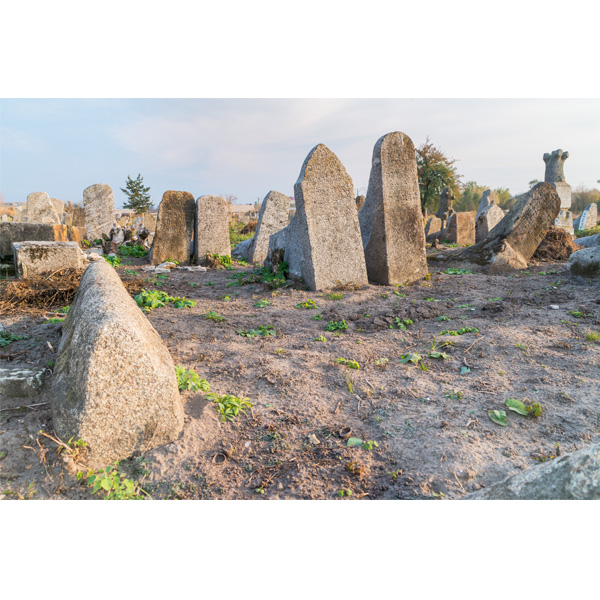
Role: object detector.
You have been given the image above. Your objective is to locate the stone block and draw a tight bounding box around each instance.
[0,367,47,409]
[12,241,88,277]
[83,184,115,240]
[194,195,231,263]
[0,223,86,259]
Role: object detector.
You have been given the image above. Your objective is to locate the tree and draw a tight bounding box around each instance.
[416,137,462,213]
[572,186,600,215]
[528,179,540,190]
[121,174,153,214]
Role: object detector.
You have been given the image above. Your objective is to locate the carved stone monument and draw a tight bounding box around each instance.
[435,187,455,227]
[573,203,598,232]
[543,149,573,235]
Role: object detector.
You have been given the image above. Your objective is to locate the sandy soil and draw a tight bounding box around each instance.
[1,253,599,500]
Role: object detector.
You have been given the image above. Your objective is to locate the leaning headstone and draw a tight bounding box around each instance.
[475,192,505,242]
[12,241,88,277]
[266,144,368,291]
[52,259,184,467]
[194,195,231,263]
[233,191,290,263]
[543,149,573,234]
[465,442,600,499]
[0,223,86,259]
[435,187,455,227]
[450,183,561,273]
[83,184,115,241]
[150,191,196,265]
[23,192,61,224]
[573,203,598,231]
[358,131,428,285]
[568,246,600,278]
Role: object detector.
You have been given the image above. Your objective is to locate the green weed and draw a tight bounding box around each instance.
[175,364,210,392]
[336,358,360,369]
[204,310,226,322]
[206,393,252,422]
[326,320,348,332]
[237,325,276,338]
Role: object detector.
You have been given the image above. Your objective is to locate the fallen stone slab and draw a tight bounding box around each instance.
[0,367,47,409]
[266,143,368,291]
[0,223,86,259]
[13,241,88,277]
[195,195,231,263]
[430,183,561,274]
[359,131,428,285]
[568,246,600,278]
[52,259,184,467]
[233,191,290,264]
[150,190,196,265]
[465,442,600,499]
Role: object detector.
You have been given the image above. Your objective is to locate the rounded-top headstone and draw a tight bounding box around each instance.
[24,192,61,225]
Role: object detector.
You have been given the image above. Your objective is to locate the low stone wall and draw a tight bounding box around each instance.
[0,223,86,259]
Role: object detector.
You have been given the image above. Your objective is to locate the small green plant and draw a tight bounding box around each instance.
[0,330,29,347]
[295,299,318,309]
[438,315,451,322]
[204,310,227,322]
[390,317,413,330]
[104,255,121,267]
[78,463,149,500]
[203,281,215,287]
[254,299,271,308]
[207,253,232,268]
[118,244,148,258]
[326,320,348,332]
[135,290,195,312]
[393,291,406,297]
[45,317,65,324]
[312,313,323,320]
[376,358,389,367]
[336,358,360,369]
[428,350,449,359]
[343,371,354,394]
[444,268,472,275]
[327,292,344,301]
[57,306,70,314]
[237,325,276,337]
[440,327,479,336]
[488,410,508,426]
[314,335,328,342]
[424,297,440,302]
[584,329,599,342]
[175,364,210,392]
[361,440,379,450]
[505,398,543,417]
[337,488,353,497]
[398,352,422,365]
[445,390,463,400]
[206,393,252,422]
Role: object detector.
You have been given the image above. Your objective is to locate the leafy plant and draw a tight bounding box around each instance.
[175,364,210,392]
[312,313,323,320]
[390,317,413,330]
[569,310,584,318]
[488,410,508,426]
[104,255,121,267]
[505,399,542,417]
[337,488,353,498]
[118,244,148,258]
[206,393,252,422]
[375,358,389,367]
[135,290,195,312]
[237,325,276,338]
[428,351,449,359]
[204,310,226,322]
[45,317,65,324]
[326,320,348,332]
[57,305,70,314]
[314,335,327,342]
[394,291,406,297]
[327,292,344,301]
[207,253,232,268]
[444,268,472,275]
[399,353,422,364]
[361,440,379,450]
[78,463,149,500]
[438,315,451,322]
[441,327,479,336]
[227,262,289,289]
[336,358,360,369]
[295,299,318,309]
[584,330,599,342]
[255,299,271,308]
[203,281,215,287]
[347,437,363,447]
[0,330,29,347]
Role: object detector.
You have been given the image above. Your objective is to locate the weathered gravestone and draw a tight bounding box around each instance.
[544,149,573,235]
[72,206,85,228]
[150,191,196,265]
[52,259,184,467]
[424,215,443,238]
[573,203,598,231]
[194,195,231,263]
[12,241,88,277]
[0,223,86,259]
[442,212,476,245]
[51,198,65,224]
[475,190,505,243]
[443,182,561,273]
[83,184,115,240]
[266,144,368,291]
[465,442,600,500]
[233,191,290,264]
[23,192,61,224]
[358,131,428,285]
[435,187,455,226]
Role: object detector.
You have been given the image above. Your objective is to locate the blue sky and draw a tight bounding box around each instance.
[2,99,599,209]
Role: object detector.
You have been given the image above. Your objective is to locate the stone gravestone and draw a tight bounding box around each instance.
[233,191,290,264]
[51,198,65,224]
[475,190,505,243]
[194,195,231,263]
[150,190,196,265]
[435,187,455,227]
[52,259,184,467]
[13,241,88,277]
[573,203,598,231]
[441,212,476,245]
[0,223,86,259]
[72,206,85,228]
[543,149,573,235]
[358,131,428,285]
[452,182,561,274]
[424,216,443,238]
[266,144,368,291]
[23,192,61,224]
[83,184,115,240]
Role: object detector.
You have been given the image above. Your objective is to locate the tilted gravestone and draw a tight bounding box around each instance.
[452,183,561,273]
[52,259,184,466]
[543,149,573,234]
[475,191,504,243]
[358,131,428,285]
[266,144,368,291]
[573,203,598,231]
[233,191,290,264]
[424,215,443,237]
[23,192,61,224]
[150,190,196,265]
[194,195,231,263]
[83,184,115,240]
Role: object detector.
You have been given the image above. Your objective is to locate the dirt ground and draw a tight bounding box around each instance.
[1,251,599,500]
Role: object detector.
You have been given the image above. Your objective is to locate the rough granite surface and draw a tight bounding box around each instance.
[568,246,600,278]
[266,144,368,291]
[150,191,196,265]
[13,241,88,277]
[23,192,61,225]
[195,195,231,262]
[358,131,428,285]
[51,259,184,466]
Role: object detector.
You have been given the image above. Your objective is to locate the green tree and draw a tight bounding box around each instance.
[572,186,600,216]
[416,137,462,213]
[455,181,488,212]
[121,174,153,214]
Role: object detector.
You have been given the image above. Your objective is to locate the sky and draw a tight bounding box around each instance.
[2,98,599,209]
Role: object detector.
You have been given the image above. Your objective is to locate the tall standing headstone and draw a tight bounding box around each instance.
[573,203,598,231]
[543,149,573,235]
[83,184,115,241]
[266,144,368,291]
[23,192,61,224]
[358,131,428,285]
[233,191,290,263]
[72,206,85,228]
[194,195,231,262]
[150,190,196,265]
